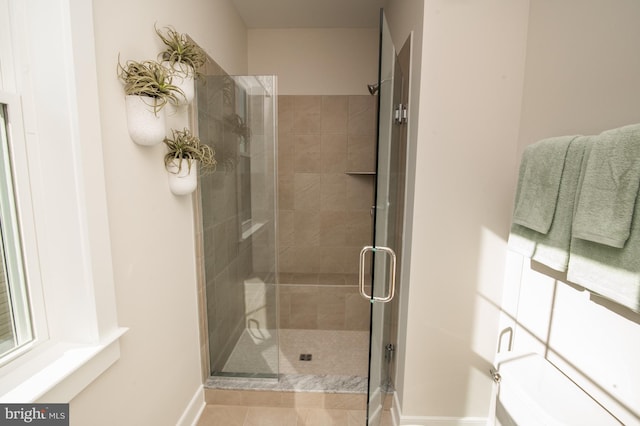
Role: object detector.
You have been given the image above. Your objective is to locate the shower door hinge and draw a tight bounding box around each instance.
[394,104,408,125]
[385,343,395,361]
[490,367,501,384]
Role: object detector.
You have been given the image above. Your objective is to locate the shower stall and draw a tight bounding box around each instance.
[195,68,376,387]
[194,10,405,424]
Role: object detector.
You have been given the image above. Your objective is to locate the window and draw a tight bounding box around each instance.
[0,102,33,363]
[0,0,125,403]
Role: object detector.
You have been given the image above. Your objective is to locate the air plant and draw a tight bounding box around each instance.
[117,58,184,114]
[155,24,207,79]
[163,128,216,174]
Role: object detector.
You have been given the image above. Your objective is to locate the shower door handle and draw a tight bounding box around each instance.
[358,245,397,303]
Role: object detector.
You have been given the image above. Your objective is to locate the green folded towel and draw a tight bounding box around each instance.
[509,137,589,271]
[572,124,640,248]
[508,141,538,258]
[533,137,591,270]
[509,123,640,312]
[568,187,640,313]
[512,136,576,234]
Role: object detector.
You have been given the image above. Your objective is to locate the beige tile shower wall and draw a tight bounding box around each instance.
[279,285,371,330]
[277,95,376,330]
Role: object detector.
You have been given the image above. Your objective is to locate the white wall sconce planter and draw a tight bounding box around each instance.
[156,25,206,106]
[163,127,216,196]
[125,95,166,146]
[166,159,198,195]
[118,58,183,146]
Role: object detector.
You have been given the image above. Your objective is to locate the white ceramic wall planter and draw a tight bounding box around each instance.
[125,95,166,146]
[163,62,195,105]
[166,159,198,195]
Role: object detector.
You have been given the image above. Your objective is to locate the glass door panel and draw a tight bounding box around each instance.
[366,9,405,425]
[196,73,279,379]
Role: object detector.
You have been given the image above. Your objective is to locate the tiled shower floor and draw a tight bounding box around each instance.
[278,329,369,377]
[208,329,370,393]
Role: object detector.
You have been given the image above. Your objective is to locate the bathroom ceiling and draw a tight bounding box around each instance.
[232,0,385,28]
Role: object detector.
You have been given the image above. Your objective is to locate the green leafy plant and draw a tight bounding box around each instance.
[155,24,207,79]
[164,128,216,174]
[117,58,184,114]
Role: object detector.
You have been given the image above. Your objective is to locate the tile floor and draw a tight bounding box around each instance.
[279,330,369,377]
[197,387,395,425]
[221,329,369,377]
[197,404,394,425]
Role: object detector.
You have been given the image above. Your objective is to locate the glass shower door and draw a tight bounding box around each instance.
[365,9,406,425]
[196,73,279,379]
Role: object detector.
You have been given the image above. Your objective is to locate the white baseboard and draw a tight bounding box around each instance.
[176,385,205,426]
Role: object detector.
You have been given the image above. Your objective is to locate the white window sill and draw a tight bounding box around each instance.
[0,327,128,403]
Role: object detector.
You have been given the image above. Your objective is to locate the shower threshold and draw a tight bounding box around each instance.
[211,372,279,381]
[206,373,367,394]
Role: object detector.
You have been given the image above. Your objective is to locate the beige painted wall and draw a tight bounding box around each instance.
[69,1,247,425]
[517,0,640,151]
[504,1,640,423]
[385,0,530,420]
[388,0,640,422]
[247,28,378,96]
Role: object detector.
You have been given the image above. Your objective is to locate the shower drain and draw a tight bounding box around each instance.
[299,353,312,361]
